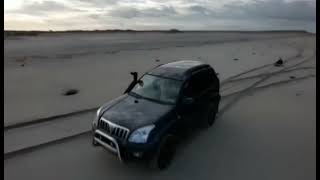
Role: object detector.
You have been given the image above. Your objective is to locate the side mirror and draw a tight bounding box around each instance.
[182,97,194,105]
[137,80,143,86]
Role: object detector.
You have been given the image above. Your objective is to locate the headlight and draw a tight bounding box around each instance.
[128,125,155,143]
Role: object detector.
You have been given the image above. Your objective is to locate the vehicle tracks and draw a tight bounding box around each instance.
[4,48,316,158]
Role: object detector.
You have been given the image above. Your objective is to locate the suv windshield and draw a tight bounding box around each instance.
[130,74,182,104]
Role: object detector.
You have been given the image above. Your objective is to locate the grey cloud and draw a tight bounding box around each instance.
[7,0,316,22]
[4,0,316,32]
[107,5,177,18]
[74,0,118,6]
[246,0,316,21]
[185,0,316,22]
[188,5,213,16]
[108,7,140,18]
[6,1,83,16]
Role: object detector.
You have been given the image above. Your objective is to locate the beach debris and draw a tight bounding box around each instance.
[16,57,26,62]
[110,50,118,54]
[16,57,27,67]
[274,58,284,67]
[63,89,79,96]
[155,59,160,62]
[233,58,239,61]
[290,76,296,79]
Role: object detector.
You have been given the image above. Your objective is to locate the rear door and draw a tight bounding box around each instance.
[180,68,212,126]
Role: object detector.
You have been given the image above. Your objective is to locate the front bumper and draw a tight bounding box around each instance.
[93,129,124,161]
[93,129,156,162]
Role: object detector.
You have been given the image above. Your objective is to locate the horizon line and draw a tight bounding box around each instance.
[4,29,312,33]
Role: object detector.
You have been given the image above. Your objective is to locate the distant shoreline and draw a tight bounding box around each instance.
[4,29,312,37]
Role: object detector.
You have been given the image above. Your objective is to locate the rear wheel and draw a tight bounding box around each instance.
[149,135,177,170]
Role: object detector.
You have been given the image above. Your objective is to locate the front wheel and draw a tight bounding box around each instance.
[149,135,177,170]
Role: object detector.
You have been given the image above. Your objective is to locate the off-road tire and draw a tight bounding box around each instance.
[149,135,177,170]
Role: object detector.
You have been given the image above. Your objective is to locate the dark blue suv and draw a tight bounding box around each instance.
[92,60,220,170]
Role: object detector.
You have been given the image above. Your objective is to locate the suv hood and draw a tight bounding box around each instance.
[101,94,174,130]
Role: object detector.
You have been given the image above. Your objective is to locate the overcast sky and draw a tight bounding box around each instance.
[4,0,316,32]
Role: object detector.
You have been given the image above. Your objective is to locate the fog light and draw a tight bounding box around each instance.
[133,152,143,157]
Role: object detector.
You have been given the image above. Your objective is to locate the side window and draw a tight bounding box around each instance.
[183,69,210,97]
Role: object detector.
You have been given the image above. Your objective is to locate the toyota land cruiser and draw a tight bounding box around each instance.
[92,60,220,170]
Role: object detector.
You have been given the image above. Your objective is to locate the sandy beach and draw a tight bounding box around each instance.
[4,31,316,180]
[4,31,315,126]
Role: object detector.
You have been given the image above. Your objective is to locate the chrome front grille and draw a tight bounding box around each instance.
[98,118,130,140]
